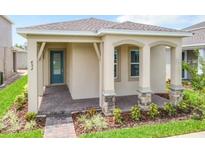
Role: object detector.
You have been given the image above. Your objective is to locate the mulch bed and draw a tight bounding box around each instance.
[0,102,45,134]
[72,110,191,136]
[155,93,170,99]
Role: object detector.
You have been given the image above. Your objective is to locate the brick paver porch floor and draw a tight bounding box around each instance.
[38,85,169,116]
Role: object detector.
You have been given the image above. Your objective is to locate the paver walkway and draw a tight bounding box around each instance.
[44,116,76,138]
[171,131,205,138]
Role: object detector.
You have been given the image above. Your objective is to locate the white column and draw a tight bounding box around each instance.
[37,55,43,96]
[137,44,151,108]
[198,48,205,75]
[101,39,115,115]
[170,45,183,104]
[99,43,103,107]
[171,46,182,88]
[103,40,115,95]
[27,39,38,113]
[139,44,151,92]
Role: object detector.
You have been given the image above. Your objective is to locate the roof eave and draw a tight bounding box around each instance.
[1,15,13,24]
[17,28,192,38]
[98,29,192,37]
[16,29,97,38]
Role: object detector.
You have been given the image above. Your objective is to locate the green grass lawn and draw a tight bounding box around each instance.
[81,119,205,138]
[0,75,27,118]
[0,129,43,138]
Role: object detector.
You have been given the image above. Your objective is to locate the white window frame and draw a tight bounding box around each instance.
[114,48,120,81]
[129,48,140,80]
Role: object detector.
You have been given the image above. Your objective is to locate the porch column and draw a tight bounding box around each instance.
[170,46,183,104]
[102,40,115,115]
[27,39,38,112]
[137,44,151,109]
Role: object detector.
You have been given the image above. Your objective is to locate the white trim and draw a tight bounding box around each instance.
[182,50,188,79]
[0,15,13,24]
[17,29,97,37]
[97,29,192,37]
[183,43,205,48]
[38,42,46,60]
[17,28,192,38]
[184,27,205,32]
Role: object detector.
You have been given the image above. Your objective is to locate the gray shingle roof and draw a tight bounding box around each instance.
[107,21,182,32]
[19,18,185,33]
[183,21,205,46]
[183,21,205,31]
[183,28,205,45]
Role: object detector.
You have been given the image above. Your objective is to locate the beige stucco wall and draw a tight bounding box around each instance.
[40,35,182,99]
[16,52,27,69]
[0,16,13,79]
[114,45,139,96]
[150,45,166,93]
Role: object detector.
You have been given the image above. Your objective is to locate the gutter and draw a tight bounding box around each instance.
[17,28,192,38]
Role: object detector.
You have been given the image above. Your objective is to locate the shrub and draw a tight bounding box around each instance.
[15,94,26,111]
[91,114,108,130]
[9,113,21,132]
[177,100,191,114]
[23,85,28,100]
[86,108,97,117]
[78,114,88,123]
[113,108,123,124]
[163,103,176,117]
[148,103,159,119]
[25,120,37,130]
[131,105,141,121]
[80,114,108,131]
[25,112,37,122]
[0,120,6,131]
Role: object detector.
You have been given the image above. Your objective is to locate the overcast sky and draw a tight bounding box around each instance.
[9,15,205,45]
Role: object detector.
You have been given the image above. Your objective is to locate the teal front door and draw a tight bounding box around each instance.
[50,51,64,84]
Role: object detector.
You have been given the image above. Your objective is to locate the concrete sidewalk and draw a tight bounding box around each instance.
[171,131,205,138]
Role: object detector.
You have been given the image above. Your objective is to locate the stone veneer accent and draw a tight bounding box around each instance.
[102,94,115,116]
[137,87,152,110]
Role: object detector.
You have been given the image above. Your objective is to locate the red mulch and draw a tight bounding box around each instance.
[72,110,191,136]
[155,93,170,99]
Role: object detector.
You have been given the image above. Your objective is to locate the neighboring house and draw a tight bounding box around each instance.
[182,21,205,79]
[0,15,13,79]
[12,46,27,71]
[17,18,191,115]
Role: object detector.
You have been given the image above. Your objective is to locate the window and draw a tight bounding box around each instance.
[114,48,120,80]
[129,49,139,78]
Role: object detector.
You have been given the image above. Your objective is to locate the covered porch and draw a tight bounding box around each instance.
[27,35,184,116]
[38,85,170,116]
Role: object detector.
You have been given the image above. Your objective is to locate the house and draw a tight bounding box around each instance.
[17,18,191,115]
[0,15,14,80]
[182,21,205,79]
[12,46,27,71]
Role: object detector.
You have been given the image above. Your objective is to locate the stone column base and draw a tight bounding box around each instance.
[170,85,184,105]
[137,87,152,110]
[102,91,115,116]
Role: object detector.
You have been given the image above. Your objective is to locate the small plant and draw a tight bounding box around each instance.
[23,85,28,100]
[148,103,159,119]
[84,119,93,131]
[9,114,21,132]
[25,120,37,130]
[131,105,141,121]
[92,114,108,130]
[177,100,191,114]
[25,112,37,122]
[80,114,108,131]
[163,103,177,117]
[78,114,88,123]
[113,108,123,124]
[15,94,26,111]
[0,120,6,131]
[86,108,97,117]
